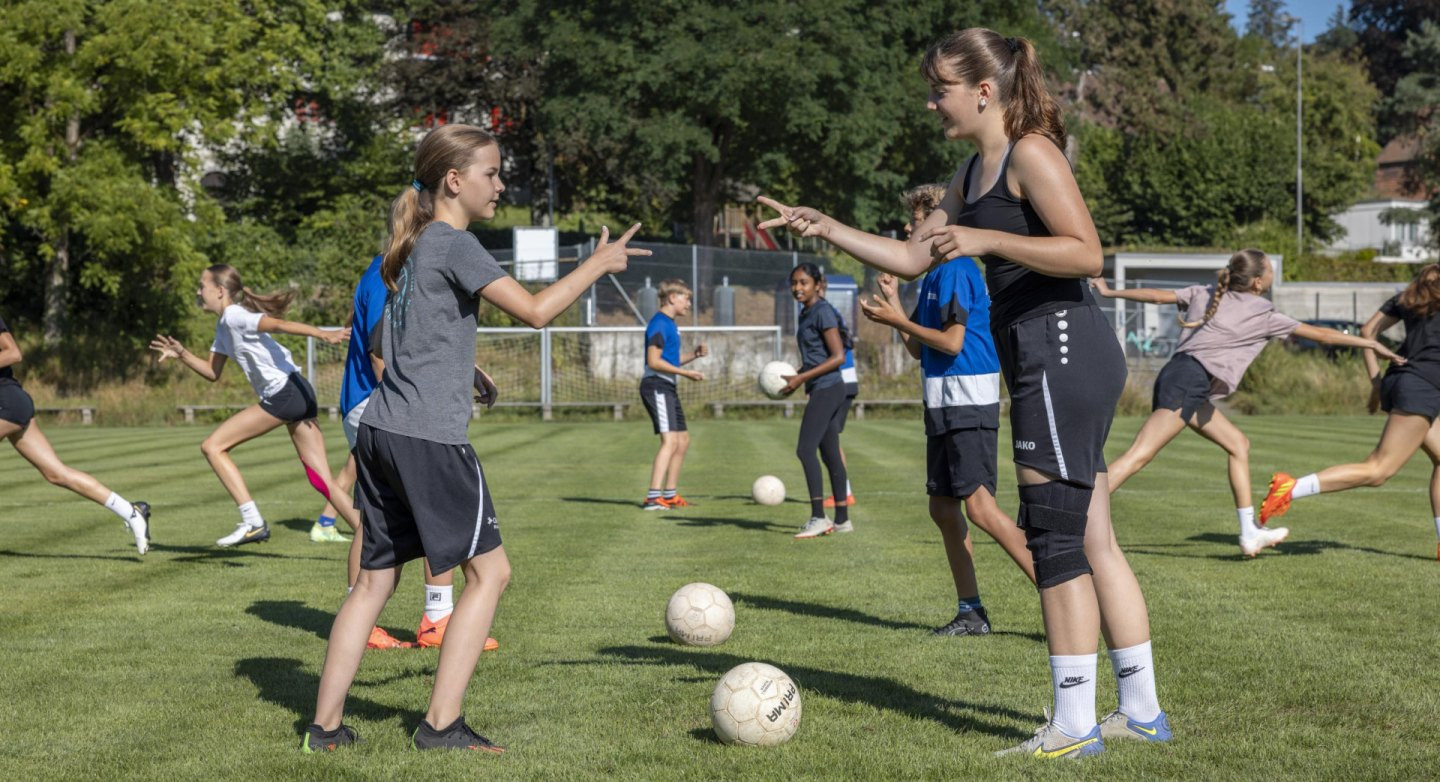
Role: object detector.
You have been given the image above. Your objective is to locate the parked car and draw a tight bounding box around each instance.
[1285,319,1397,359]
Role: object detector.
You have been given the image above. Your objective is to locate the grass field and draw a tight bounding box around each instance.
[1,416,1436,780]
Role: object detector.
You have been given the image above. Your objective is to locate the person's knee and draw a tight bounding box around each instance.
[200,437,224,459]
[464,556,512,592]
[41,466,70,487]
[1018,481,1093,588]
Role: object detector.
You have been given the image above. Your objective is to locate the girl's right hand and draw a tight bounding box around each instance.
[685,369,705,382]
[876,273,898,301]
[588,223,651,275]
[319,327,352,345]
[149,335,184,362]
[756,196,831,240]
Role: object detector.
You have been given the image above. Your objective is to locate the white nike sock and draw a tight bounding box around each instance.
[104,492,134,522]
[1108,641,1161,722]
[238,501,264,528]
[845,479,852,496]
[1291,474,1320,500]
[1049,653,1097,738]
[424,584,454,622]
[1237,506,1258,537]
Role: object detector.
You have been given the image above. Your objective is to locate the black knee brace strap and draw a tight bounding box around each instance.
[1017,482,1093,588]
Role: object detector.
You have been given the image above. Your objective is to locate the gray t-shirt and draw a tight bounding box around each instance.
[362,222,506,444]
[1174,285,1300,398]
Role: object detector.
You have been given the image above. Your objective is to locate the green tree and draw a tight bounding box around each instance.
[1349,0,1440,139]
[1246,0,1295,48]
[1386,20,1440,249]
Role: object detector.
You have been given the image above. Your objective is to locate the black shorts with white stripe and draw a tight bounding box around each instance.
[640,375,687,435]
[993,304,1126,488]
[353,423,501,576]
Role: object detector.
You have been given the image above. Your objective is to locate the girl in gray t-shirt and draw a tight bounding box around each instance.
[1091,249,1402,559]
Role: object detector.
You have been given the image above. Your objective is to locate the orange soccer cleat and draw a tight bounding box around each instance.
[416,614,498,651]
[367,626,414,649]
[823,494,856,508]
[663,495,692,509]
[1259,472,1296,526]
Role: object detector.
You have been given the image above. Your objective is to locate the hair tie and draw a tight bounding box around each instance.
[411,179,424,192]
[1005,37,1020,53]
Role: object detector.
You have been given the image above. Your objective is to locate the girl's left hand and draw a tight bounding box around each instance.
[149,335,184,362]
[473,366,499,408]
[1374,343,1405,365]
[859,294,904,327]
[918,225,985,263]
[694,344,708,358]
[320,327,352,345]
[780,375,801,396]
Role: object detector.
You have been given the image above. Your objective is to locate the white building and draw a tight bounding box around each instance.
[1331,199,1432,262]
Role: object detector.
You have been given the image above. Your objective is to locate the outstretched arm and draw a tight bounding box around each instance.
[258,317,351,345]
[480,224,650,328]
[757,192,953,280]
[1089,276,1179,304]
[149,335,227,382]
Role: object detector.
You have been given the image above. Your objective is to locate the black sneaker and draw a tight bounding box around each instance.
[412,716,505,753]
[933,606,991,637]
[301,723,358,752]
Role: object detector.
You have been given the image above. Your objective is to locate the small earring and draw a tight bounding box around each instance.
[979,97,987,109]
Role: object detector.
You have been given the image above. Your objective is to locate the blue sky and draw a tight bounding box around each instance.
[1223,0,1348,43]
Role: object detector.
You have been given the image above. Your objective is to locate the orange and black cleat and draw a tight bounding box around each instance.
[823,494,856,508]
[367,626,414,649]
[417,614,499,651]
[1259,472,1296,526]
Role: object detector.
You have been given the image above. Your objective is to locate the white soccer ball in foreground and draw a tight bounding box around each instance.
[751,475,785,506]
[665,583,735,646]
[711,662,802,746]
[758,361,797,400]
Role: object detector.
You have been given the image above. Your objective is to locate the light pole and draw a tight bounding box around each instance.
[1283,14,1303,258]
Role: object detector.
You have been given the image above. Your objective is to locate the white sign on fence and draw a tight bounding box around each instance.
[513,226,559,282]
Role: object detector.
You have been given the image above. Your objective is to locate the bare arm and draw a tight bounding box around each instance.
[258,316,350,345]
[875,275,921,359]
[1089,276,1179,304]
[783,327,846,394]
[680,344,708,365]
[757,190,956,280]
[859,292,966,356]
[647,345,702,381]
[370,354,385,381]
[480,224,649,329]
[1357,311,1403,379]
[0,332,21,370]
[149,335,227,382]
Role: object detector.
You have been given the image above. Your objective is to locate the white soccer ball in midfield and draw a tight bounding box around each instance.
[751,475,785,506]
[758,360,797,400]
[665,583,735,646]
[711,662,802,746]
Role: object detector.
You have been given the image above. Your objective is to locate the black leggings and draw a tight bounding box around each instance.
[797,383,848,513]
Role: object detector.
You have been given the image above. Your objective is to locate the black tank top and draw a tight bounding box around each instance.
[952,144,1094,328]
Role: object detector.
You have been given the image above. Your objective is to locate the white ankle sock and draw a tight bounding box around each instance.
[1433,517,1439,539]
[1292,474,1320,500]
[1049,653,1097,738]
[238,501,264,528]
[1108,641,1161,722]
[104,492,134,522]
[424,584,454,622]
[1237,506,1258,537]
[845,479,852,496]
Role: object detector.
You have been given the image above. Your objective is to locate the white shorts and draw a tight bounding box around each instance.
[343,395,372,450]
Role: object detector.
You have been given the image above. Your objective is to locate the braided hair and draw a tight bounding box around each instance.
[1177,249,1270,329]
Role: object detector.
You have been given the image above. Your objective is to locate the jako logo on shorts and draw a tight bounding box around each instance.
[1014,440,1037,450]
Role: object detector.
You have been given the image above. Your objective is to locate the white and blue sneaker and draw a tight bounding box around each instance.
[997,719,1105,759]
[1099,709,1172,742]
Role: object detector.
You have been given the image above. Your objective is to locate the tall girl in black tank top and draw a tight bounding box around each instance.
[760,29,1167,757]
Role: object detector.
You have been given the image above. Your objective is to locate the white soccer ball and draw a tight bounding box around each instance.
[758,360,797,400]
[751,475,785,506]
[711,662,802,746]
[665,583,735,647]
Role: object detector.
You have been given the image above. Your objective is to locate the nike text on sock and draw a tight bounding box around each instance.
[1291,474,1321,500]
[1237,506,1258,537]
[238,501,264,528]
[424,584,454,622]
[1108,640,1161,722]
[1049,653,1098,738]
[105,493,135,522]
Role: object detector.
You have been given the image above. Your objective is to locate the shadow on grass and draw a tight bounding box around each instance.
[580,644,1031,740]
[245,599,420,644]
[0,548,139,563]
[234,656,424,733]
[708,494,807,505]
[668,515,789,533]
[560,496,645,508]
[149,542,335,565]
[1126,532,1432,562]
[732,591,1046,643]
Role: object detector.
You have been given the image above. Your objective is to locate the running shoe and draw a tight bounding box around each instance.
[217,521,269,547]
[412,716,505,753]
[301,723,358,753]
[933,606,991,637]
[1240,526,1289,558]
[1259,472,1296,526]
[794,517,834,539]
[664,495,692,508]
[641,498,669,511]
[1099,709,1172,742]
[367,626,414,649]
[309,521,350,543]
[823,494,856,508]
[996,719,1104,759]
[832,520,854,533]
[415,615,500,651]
[126,501,151,555]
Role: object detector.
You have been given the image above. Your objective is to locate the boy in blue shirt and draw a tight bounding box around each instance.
[861,256,1035,635]
[640,279,706,510]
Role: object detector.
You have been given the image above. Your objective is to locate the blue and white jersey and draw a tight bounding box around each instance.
[841,346,858,396]
[340,255,387,417]
[911,257,1001,436]
[643,311,682,384]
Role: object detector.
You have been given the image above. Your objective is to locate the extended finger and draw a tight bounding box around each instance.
[756,195,791,217]
[598,225,610,245]
[617,222,642,243]
[756,217,790,231]
[625,248,653,256]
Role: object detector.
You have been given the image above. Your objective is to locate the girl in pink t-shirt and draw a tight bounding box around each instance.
[1091,249,1402,558]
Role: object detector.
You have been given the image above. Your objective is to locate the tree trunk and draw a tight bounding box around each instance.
[690,151,722,248]
[42,28,81,348]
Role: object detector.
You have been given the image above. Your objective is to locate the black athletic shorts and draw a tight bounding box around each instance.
[640,375,686,434]
[1152,352,1212,423]
[259,372,319,423]
[0,383,35,427]
[1380,370,1440,421]
[926,427,999,499]
[993,305,1126,488]
[835,391,856,434]
[353,424,502,576]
